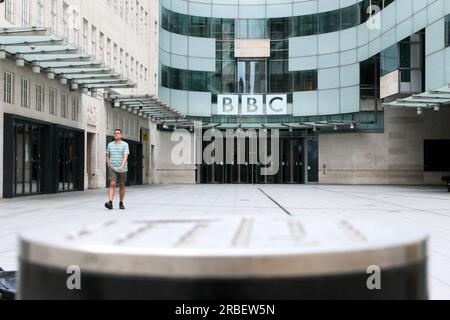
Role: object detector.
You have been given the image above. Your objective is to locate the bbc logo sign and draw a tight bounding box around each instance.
[216,94,289,116]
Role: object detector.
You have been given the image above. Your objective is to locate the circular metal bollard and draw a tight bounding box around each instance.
[18,216,428,299]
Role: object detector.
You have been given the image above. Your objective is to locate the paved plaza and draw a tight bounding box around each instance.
[1,184,450,299]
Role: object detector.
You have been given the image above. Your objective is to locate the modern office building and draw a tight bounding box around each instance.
[0,0,185,199]
[159,0,450,185]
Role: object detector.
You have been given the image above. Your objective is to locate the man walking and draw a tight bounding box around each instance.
[105,129,130,210]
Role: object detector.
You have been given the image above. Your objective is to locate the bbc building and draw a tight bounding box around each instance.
[158,0,450,185]
[0,0,182,199]
[1,1,450,200]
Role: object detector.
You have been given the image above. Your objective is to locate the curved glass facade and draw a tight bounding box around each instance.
[161,0,395,39]
[160,65,317,94]
[159,0,449,122]
[160,1,394,94]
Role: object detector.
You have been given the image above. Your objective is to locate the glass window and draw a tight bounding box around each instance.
[51,0,58,33]
[269,18,290,40]
[99,32,105,62]
[21,78,30,108]
[294,14,318,37]
[37,0,44,26]
[399,41,410,69]
[36,85,44,112]
[72,97,79,121]
[190,71,208,91]
[169,68,187,91]
[446,15,450,47]
[63,2,69,39]
[220,61,236,93]
[49,89,57,115]
[72,10,79,47]
[3,71,13,104]
[161,65,169,88]
[82,19,88,52]
[237,19,248,39]
[270,40,288,60]
[5,0,14,23]
[190,16,210,37]
[248,19,267,39]
[380,44,398,76]
[341,5,360,30]
[91,26,97,57]
[294,70,317,91]
[169,10,188,35]
[61,94,67,118]
[319,9,340,34]
[22,0,30,27]
[212,18,235,40]
[161,7,169,31]
[107,38,112,66]
[237,19,267,39]
[237,60,267,94]
[269,61,292,93]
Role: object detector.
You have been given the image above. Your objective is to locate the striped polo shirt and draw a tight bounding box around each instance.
[107,141,130,173]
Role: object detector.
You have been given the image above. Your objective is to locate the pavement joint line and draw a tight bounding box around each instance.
[257,187,292,216]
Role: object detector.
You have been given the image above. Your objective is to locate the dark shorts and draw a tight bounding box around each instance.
[109,168,127,186]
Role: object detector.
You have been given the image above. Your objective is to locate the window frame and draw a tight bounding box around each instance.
[3,71,14,104]
[36,84,44,112]
[49,88,57,116]
[20,78,30,108]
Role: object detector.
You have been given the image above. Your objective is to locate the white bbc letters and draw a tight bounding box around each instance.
[241,95,263,115]
[217,95,288,116]
[266,95,288,115]
[218,95,239,115]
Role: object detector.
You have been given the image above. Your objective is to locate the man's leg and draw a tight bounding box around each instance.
[119,173,127,209]
[105,180,116,210]
[119,184,126,202]
[109,181,117,201]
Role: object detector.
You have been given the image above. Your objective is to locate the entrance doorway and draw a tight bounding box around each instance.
[3,114,85,198]
[57,128,83,192]
[12,120,45,196]
[199,136,318,184]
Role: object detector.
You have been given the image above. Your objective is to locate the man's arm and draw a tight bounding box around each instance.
[106,143,111,168]
[119,154,129,172]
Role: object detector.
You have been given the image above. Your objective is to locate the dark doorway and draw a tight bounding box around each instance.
[199,134,314,184]
[424,140,450,172]
[58,128,83,192]
[3,114,85,198]
[12,120,45,196]
[307,138,319,183]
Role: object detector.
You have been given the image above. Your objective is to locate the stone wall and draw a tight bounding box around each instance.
[319,107,450,185]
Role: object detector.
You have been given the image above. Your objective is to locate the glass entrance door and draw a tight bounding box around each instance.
[14,121,44,196]
[199,135,307,184]
[279,139,305,184]
[58,129,79,192]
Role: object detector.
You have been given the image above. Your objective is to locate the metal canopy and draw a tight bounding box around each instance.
[0,27,136,91]
[384,84,450,111]
[240,123,263,129]
[206,120,358,131]
[262,123,288,129]
[109,94,184,120]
